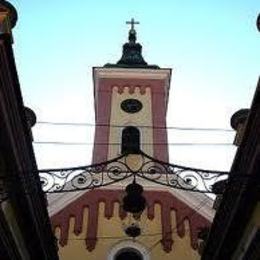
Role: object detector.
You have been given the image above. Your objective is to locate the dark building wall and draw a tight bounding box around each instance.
[0,33,59,260]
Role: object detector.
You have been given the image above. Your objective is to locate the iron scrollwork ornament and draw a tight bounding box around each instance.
[39,150,229,194]
[136,151,228,193]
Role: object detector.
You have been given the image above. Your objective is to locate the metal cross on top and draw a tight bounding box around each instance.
[126,18,140,30]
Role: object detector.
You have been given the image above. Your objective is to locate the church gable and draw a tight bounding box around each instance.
[52,189,210,253]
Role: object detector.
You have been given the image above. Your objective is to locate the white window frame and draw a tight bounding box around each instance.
[107,240,150,260]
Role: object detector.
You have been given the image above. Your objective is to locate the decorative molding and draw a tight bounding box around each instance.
[113,85,149,95]
[48,185,214,221]
[94,67,171,80]
[51,189,211,253]
[93,67,171,109]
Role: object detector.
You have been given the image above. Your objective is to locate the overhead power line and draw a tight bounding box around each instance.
[37,121,234,132]
[33,141,234,146]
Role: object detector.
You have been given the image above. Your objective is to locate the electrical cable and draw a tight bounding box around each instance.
[33,141,234,146]
[37,121,234,132]
[65,228,195,241]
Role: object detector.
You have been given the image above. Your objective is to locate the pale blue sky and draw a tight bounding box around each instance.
[8,1,260,169]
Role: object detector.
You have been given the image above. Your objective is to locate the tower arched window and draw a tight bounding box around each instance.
[114,247,143,260]
[121,126,140,154]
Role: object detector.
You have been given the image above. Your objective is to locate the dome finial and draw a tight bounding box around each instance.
[104,19,159,68]
[126,18,139,43]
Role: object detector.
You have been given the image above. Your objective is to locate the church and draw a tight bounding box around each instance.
[49,19,214,260]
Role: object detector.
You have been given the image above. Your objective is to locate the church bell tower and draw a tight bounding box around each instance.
[92,19,171,163]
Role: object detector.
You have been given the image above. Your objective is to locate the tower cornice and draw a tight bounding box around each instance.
[93,67,171,80]
[93,67,172,106]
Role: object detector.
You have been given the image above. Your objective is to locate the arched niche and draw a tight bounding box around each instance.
[121,126,140,154]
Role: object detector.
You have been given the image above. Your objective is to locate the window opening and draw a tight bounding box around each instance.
[121,126,140,154]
